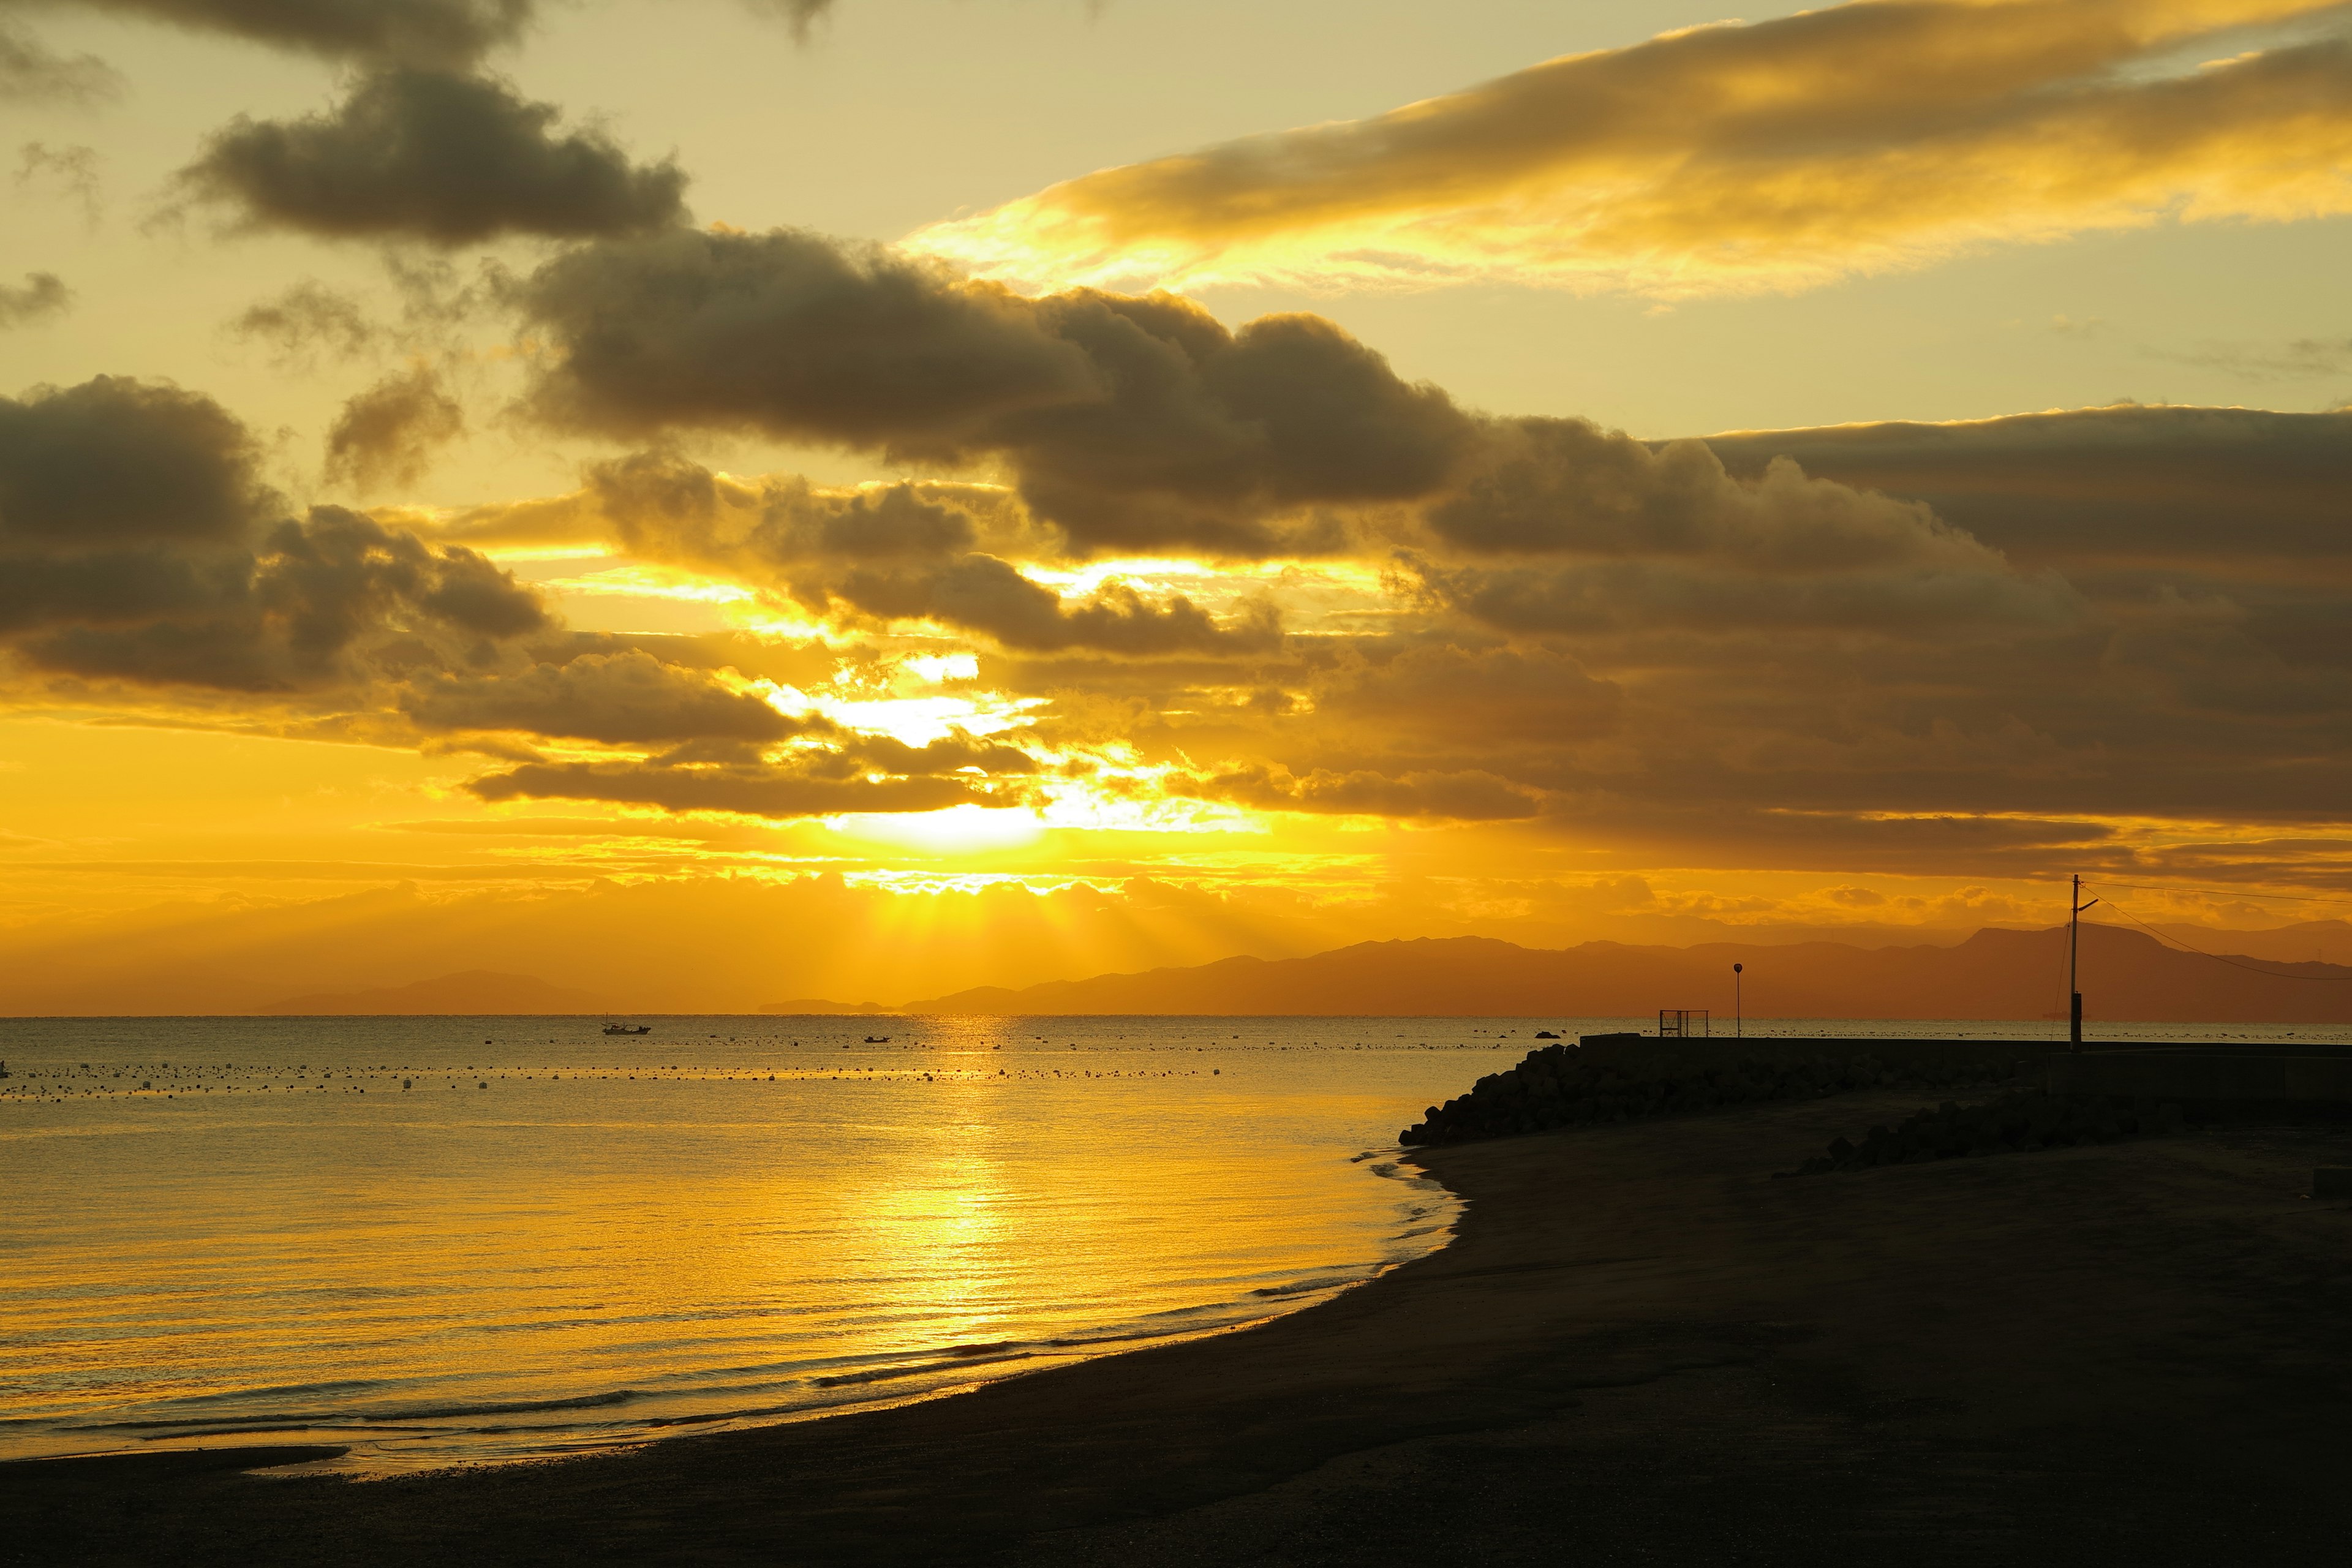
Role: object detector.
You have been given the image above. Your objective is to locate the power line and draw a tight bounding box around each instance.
[2089,879,2352,910]
[2092,893,2352,983]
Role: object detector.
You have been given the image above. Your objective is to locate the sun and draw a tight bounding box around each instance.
[834,804,1047,855]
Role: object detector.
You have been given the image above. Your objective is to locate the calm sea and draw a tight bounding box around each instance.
[3,1013,2334,1473]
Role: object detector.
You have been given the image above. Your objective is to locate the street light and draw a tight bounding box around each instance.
[1733,962,1743,1039]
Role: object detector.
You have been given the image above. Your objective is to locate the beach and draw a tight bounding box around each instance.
[9,1086,2352,1565]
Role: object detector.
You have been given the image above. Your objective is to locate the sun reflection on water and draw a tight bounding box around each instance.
[0,1015,1507,1472]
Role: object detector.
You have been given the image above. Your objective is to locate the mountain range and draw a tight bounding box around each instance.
[800,924,2352,1022]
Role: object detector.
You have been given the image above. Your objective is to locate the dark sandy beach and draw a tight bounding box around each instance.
[10,1090,2351,1566]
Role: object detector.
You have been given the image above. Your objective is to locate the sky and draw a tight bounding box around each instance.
[2,0,2350,1010]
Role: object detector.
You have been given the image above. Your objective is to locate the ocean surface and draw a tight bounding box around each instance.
[3,1013,2338,1474]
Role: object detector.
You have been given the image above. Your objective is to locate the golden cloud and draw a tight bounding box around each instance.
[910,0,2352,296]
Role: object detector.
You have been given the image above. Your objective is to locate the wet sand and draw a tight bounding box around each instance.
[9,1091,2352,1566]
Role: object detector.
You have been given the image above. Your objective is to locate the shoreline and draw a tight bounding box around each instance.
[9,1091,2352,1564]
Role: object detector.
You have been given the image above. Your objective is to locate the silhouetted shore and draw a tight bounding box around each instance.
[8,1091,2352,1565]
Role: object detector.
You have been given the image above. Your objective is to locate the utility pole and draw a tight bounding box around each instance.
[1733,962,1743,1039]
[2069,875,2098,1052]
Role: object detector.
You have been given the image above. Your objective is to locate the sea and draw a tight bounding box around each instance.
[3,1013,2339,1474]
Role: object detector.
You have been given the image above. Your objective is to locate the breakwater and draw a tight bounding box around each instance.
[1398,1038,2032,1146]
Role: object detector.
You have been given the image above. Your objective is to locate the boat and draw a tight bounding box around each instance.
[864,1035,891,1043]
[603,1023,652,1036]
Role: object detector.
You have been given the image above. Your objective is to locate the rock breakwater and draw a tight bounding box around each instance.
[1397,1043,2018,1146]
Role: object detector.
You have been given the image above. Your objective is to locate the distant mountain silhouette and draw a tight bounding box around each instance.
[256,970,614,1015]
[893,925,2352,1022]
[760,997,894,1015]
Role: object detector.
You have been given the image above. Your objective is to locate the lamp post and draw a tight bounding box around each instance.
[1733,962,1743,1039]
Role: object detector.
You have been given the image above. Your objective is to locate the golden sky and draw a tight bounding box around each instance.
[2,0,2349,1010]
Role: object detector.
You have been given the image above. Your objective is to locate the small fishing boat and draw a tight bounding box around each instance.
[864,1035,891,1043]
[603,1023,652,1036]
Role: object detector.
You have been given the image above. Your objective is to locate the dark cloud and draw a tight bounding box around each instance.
[180,68,689,244]
[13,505,546,688]
[325,364,464,490]
[26,0,534,67]
[517,628,846,693]
[1414,554,2080,639]
[1176,763,1542,821]
[464,758,1001,818]
[0,271,70,328]
[12,0,851,69]
[0,20,118,102]
[1686,405,2352,756]
[1430,418,1982,566]
[1308,640,1623,746]
[232,281,382,363]
[831,554,1283,655]
[0,375,270,546]
[401,649,817,745]
[1408,416,2082,636]
[839,731,1038,777]
[518,228,1474,553]
[1700,405,2352,571]
[590,453,1285,655]
[0,377,544,690]
[522,229,1096,452]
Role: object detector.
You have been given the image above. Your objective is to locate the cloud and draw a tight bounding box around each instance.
[518,228,1474,552]
[908,0,2352,297]
[17,141,104,226]
[232,281,382,363]
[0,271,70,328]
[1307,640,1623,745]
[28,0,535,67]
[178,67,689,244]
[1409,417,2083,636]
[1417,553,2083,639]
[325,364,464,491]
[742,0,835,43]
[840,731,1038,777]
[1175,763,1542,821]
[2158,336,2352,380]
[0,375,270,546]
[590,453,1288,655]
[1698,404,2352,570]
[519,228,1098,451]
[420,246,2352,853]
[1430,417,1993,568]
[0,377,545,689]
[12,506,547,688]
[0,20,119,102]
[18,0,853,69]
[829,554,1284,655]
[401,649,816,745]
[463,758,1003,818]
